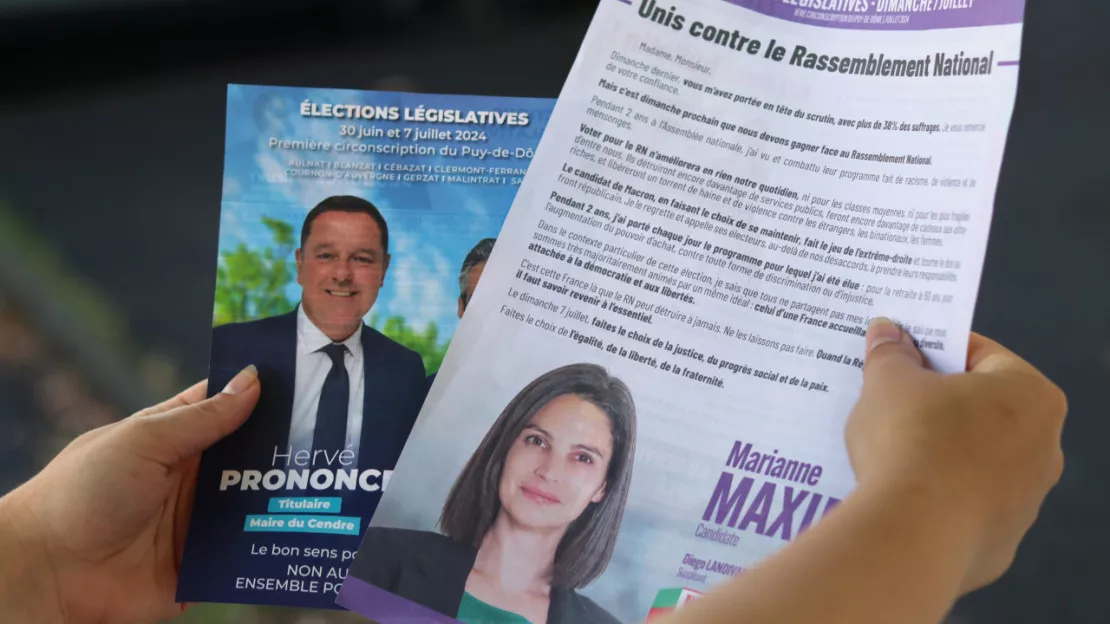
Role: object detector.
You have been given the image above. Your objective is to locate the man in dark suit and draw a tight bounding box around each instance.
[205,195,427,476]
[426,237,495,391]
[177,195,428,607]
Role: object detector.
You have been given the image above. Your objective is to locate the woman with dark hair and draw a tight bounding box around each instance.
[349,363,637,624]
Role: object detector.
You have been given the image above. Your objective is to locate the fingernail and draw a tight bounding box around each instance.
[222,365,258,395]
[866,317,904,353]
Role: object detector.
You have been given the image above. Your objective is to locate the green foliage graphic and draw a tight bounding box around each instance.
[371,312,449,375]
[213,217,296,326]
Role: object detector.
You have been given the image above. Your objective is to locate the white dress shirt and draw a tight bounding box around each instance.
[287,305,365,468]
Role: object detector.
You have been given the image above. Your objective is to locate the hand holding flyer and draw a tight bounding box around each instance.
[175,84,555,609]
[339,0,1026,622]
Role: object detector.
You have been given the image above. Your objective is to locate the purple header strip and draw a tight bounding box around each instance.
[336,576,461,624]
[632,0,1026,31]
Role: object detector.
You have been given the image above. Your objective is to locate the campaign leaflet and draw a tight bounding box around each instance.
[175,84,554,609]
[337,1,1026,623]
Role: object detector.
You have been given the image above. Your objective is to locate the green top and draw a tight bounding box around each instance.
[456,591,534,624]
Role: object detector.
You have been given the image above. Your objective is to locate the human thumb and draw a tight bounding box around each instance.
[131,365,260,466]
[862,317,926,386]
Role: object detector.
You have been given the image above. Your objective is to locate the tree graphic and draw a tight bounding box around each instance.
[372,313,450,375]
[213,217,296,326]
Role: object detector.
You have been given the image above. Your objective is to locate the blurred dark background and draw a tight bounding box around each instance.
[0,0,1106,622]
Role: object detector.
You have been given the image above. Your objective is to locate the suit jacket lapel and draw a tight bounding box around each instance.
[272,309,299,451]
[237,308,298,464]
[359,326,399,447]
[360,326,380,442]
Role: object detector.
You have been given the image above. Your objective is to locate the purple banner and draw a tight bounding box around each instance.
[336,576,461,624]
[628,0,1026,31]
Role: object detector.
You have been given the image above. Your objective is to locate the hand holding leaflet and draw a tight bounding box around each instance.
[0,370,261,624]
[339,1,1030,622]
[653,324,1066,624]
[174,84,556,610]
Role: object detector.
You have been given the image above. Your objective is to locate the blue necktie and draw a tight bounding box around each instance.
[313,343,349,454]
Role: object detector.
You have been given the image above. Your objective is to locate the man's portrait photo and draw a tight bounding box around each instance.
[457,237,496,318]
[425,236,497,391]
[205,195,428,483]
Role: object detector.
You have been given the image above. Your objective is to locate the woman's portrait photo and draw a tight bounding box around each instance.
[349,363,638,624]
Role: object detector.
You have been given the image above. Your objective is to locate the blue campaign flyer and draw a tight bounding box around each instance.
[175,84,554,609]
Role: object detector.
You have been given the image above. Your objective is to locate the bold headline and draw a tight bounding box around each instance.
[300,100,532,125]
[698,441,841,543]
[216,446,393,492]
[219,468,392,492]
[638,0,996,78]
